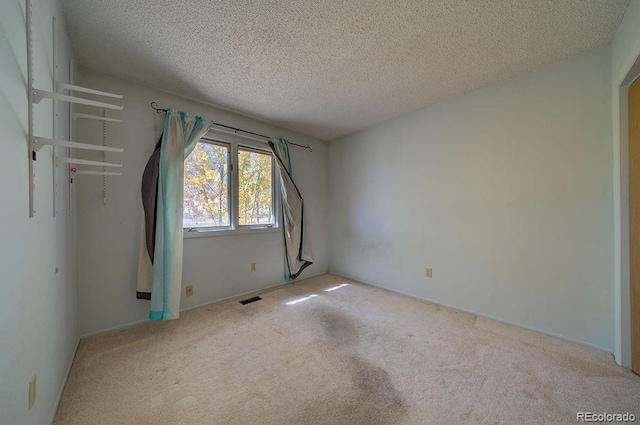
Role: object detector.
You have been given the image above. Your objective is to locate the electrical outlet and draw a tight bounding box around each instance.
[425,268,433,278]
[28,374,36,409]
[251,262,256,272]
[185,285,194,297]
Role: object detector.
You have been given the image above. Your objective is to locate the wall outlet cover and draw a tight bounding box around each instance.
[185,285,194,297]
[425,268,433,278]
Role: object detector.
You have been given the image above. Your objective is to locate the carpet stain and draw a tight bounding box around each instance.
[318,305,358,346]
[295,354,407,425]
[350,355,405,411]
[302,306,407,424]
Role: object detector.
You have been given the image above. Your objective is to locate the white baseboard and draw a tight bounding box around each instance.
[48,337,80,425]
[80,318,151,339]
[330,271,614,355]
[179,272,326,313]
[79,271,329,339]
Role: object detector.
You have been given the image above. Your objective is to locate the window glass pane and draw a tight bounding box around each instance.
[183,142,229,228]
[238,148,273,225]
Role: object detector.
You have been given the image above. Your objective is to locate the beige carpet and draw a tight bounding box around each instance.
[54,274,640,424]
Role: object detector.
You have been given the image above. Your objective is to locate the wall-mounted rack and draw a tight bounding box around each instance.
[33,89,123,110]
[73,112,123,123]
[57,157,123,168]
[32,137,124,153]
[26,0,125,217]
[72,170,123,176]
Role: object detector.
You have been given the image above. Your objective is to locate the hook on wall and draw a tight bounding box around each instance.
[150,101,166,114]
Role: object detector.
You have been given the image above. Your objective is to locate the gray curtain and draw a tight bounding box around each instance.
[269,138,312,279]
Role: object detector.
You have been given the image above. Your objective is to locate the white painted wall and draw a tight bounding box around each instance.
[0,1,78,424]
[611,0,640,367]
[75,71,328,336]
[329,47,614,351]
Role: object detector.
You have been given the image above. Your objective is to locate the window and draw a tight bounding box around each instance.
[183,136,277,236]
[238,147,273,226]
[184,142,230,228]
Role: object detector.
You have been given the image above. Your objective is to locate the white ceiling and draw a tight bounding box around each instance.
[60,0,629,141]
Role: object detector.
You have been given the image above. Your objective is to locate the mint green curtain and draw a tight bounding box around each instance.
[149,109,212,320]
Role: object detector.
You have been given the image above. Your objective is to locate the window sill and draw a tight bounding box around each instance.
[183,226,280,239]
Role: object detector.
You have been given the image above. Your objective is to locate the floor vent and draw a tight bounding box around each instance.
[240,296,262,305]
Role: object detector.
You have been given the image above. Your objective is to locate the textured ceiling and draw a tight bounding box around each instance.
[60,0,629,141]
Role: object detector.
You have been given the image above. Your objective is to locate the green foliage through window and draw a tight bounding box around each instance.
[238,149,273,225]
[184,142,229,227]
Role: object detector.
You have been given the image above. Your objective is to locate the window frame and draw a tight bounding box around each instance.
[183,133,280,238]
[183,139,232,231]
[236,145,277,229]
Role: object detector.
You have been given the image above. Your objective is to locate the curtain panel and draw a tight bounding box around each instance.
[137,109,213,320]
[269,138,313,279]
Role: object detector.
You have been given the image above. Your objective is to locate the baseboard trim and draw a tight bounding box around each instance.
[179,271,327,313]
[48,337,80,425]
[79,271,329,339]
[330,271,614,355]
[80,318,151,339]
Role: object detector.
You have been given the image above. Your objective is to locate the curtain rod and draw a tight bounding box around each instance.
[150,102,312,152]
